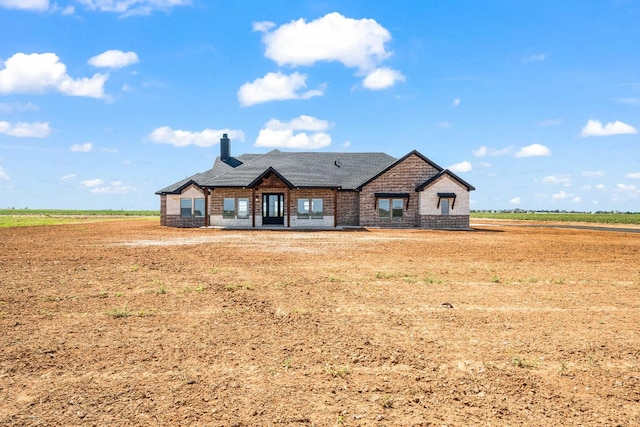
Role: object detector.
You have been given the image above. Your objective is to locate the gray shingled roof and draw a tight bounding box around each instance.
[156,149,396,194]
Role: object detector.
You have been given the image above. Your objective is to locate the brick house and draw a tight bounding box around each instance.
[156,134,475,229]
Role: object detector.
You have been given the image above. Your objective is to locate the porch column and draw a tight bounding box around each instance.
[252,188,256,228]
[204,188,209,227]
[286,188,291,228]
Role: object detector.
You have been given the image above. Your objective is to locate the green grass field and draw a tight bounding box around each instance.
[0,210,159,227]
[471,211,640,225]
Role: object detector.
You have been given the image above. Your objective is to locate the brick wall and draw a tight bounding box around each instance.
[210,188,253,216]
[420,215,470,229]
[159,195,167,226]
[337,190,360,226]
[360,154,440,227]
[165,215,206,228]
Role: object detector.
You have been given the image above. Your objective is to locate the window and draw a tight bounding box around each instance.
[297,198,324,219]
[194,198,205,217]
[180,198,192,218]
[237,198,249,219]
[437,193,456,216]
[376,193,410,219]
[223,198,235,219]
[392,199,404,218]
[311,199,323,219]
[378,199,390,218]
[297,199,310,219]
[441,198,449,215]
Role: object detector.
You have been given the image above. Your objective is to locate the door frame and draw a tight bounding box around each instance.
[262,193,285,225]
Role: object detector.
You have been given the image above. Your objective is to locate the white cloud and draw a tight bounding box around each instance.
[472,146,488,157]
[582,171,605,178]
[237,72,323,106]
[258,12,391,70]
[90,181,137,194]
[581,119,637,137]
[523,53,546,63]
[510,197,521,205]
[0,121,51,138]
[70,142,93,152]
[362,67,405,90]
[552,190,568,200]
[60,5,74,14]
[342,140,351,148]
[81,178,104,187]
[149,126,245,147]
[0,53,107,98]
[612,183,640,202]
[0,166,9,181]
[448,161,472,173]
[252,21,275,32]
[256,12,401,89]
[515,143,551,158]
[626,172,640,179]
[76,0,190,16]
[61,174,76,181]
[542,175,572,187]
[550,191,580,203]
[89,50,139,68]
[255,115,331,149]
[0,102,39,113]
[452,98,461,107]
[0,0,48,11]
[595,184,607,191]
[472,145,512,157]
[437,121,451,129]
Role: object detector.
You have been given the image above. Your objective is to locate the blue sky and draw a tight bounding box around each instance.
[1,0,639,211]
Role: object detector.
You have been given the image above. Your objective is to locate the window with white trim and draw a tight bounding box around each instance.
[237,198,249,219]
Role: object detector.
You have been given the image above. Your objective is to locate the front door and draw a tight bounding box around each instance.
[262,193,285,225]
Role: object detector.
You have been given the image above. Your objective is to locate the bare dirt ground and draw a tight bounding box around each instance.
[1,220,639,426]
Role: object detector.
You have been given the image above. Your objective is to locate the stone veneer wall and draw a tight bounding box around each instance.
[420,215,470,229]
[336,190,360,226]
[359,154,440,228]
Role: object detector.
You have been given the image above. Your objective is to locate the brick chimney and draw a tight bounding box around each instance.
[220,133,230,161]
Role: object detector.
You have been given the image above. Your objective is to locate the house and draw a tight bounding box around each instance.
[156,134,475,229]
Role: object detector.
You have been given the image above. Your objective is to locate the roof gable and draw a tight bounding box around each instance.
[248,167,295,188]
[415,169,476,192]
[356,150,443,190]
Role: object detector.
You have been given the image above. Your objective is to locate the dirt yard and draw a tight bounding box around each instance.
[1,220,639,426]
